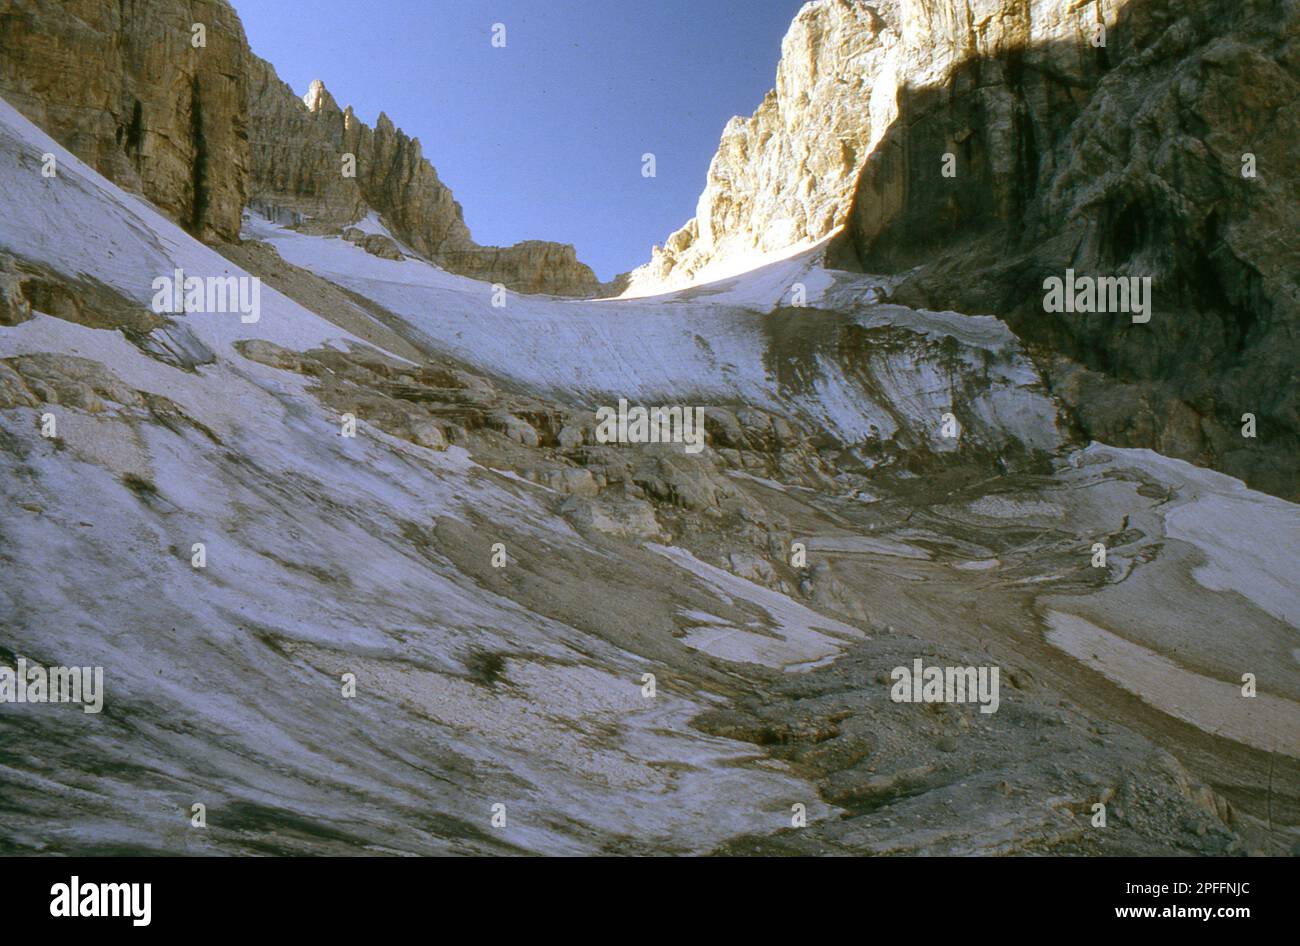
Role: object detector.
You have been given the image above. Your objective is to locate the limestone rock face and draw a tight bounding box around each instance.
[437,241,607,297]
[625,0,902,294]
[0,0,251,243]
[624,0,1126,292]
[247,65,470,254]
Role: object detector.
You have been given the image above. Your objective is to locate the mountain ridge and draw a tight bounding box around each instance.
[0,0,605,296]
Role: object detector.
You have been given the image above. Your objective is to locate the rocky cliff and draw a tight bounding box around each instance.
[0,0,251,243]
[624,0,903,294]
[628,0,1298,498]
[245,66,470,255]
[836,0,1299,499]
[0,0,602,296]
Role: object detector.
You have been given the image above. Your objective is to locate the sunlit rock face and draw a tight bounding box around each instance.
[0,0,252,243]
[624,0,904,295]
[435,241,610,299]
[625,0,1128,293]
[246,66,470,256]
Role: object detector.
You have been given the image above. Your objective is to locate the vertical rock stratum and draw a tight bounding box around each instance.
[627,0,1298,499]
[0,0,251,243]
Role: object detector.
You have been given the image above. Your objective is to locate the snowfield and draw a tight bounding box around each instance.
[241,212,1062,455]
[2,91,1297,856]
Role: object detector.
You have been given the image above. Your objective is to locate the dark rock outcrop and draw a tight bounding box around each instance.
[831,0,1299,498]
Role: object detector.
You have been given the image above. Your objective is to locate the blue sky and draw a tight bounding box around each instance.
[230,0,805,279]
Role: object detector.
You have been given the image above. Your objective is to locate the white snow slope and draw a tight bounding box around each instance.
[2,94,1297,854]
[0,98,843,854]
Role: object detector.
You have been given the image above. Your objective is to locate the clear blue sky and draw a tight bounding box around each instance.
[230,0,805,279]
